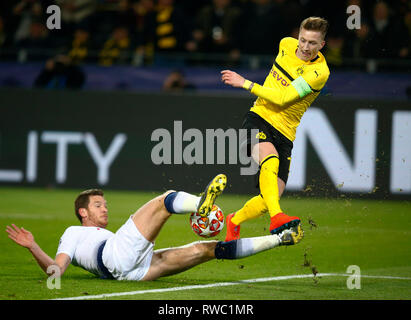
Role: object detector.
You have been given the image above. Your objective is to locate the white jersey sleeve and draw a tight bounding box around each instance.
[56,227,79,259]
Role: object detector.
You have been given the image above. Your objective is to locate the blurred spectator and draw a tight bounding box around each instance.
[132,0,155,33]
[362,1,410,59]
[99,26,131,66]
[191,0,242,58]
[115,0,138,33]
[397,0,411,59]
[0,16,6,49]
[392,0,411,18]
[12,0,46,44]
[113,0,148,58]
[162,69,196,91]
[141,0,192,55]
[0,2,19,45]
[87,0,129,47]
[405,11,411,55]
[68,28,91,64]
[0,0,409,71]
[34,54,85,89]
[324,36,344,67]
[272,0,304,37]
[342,0,369,59]
[241,0,287,55]
[321,0,349,68]
[16,21,50,51]
[55,0,97,33]
[178,0,210,15]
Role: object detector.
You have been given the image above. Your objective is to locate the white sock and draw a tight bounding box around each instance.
[170,192,200,213]
[235,234,281,258]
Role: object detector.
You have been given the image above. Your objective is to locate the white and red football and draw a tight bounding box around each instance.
[190,205,224,238]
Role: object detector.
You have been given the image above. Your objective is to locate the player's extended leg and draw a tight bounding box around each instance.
[132,174,227,243]
[225,194,267,241]
[226,142,300,240]
[142,225,303,281]
[131,191,175,243]
[256,143,301,234]
[256,142,283,215]
[141,241,217,280]
[197,174,227,216]
[225,142,281,241]
[225,176,292,237]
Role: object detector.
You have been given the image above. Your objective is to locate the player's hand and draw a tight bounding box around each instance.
[6,224,35,249]
[221,70,245,88]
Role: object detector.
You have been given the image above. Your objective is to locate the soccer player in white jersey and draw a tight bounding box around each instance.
[6,174,303,281]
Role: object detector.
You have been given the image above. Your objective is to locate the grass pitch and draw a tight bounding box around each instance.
[0,187,410,300]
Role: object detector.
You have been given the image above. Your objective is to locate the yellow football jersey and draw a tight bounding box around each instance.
[248,37,330,141]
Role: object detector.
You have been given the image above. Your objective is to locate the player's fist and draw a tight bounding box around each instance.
[221,70,245,88]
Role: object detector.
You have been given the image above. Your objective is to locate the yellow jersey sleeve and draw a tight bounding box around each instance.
[301,67,329,91]
[243,81,300,107]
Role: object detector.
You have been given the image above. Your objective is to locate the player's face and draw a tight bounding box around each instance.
[85,195,108,228]
[297,28,325,61]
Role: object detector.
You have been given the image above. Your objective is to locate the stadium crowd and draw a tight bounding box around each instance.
[0,0,410,67]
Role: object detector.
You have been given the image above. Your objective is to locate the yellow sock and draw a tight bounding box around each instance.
[259,154,282,217]
[231,194,267,225]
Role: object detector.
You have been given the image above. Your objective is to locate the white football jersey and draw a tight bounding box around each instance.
[56,226,114,276]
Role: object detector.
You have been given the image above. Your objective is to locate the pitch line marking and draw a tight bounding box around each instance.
[52,273,411,300]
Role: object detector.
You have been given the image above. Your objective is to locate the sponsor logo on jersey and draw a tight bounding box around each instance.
[270,69,290,87]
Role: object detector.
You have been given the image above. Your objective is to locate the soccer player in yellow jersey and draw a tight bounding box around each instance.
[221,17,330,241]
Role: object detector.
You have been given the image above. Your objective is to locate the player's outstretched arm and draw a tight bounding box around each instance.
[6,224,70,276]
[221,69,303,107]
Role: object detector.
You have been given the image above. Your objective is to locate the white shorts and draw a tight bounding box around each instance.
[102,216,154,281]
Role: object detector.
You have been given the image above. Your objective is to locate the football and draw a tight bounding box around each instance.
[190,205,224,238]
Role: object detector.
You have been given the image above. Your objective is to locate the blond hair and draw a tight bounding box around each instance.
[300,17,329,39]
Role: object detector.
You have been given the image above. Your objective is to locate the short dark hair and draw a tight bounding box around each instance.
[300,17,329,39]
[74,189,104,223]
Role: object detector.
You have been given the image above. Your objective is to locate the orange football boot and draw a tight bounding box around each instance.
[225,212,241,241]
[269,212,301,235]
